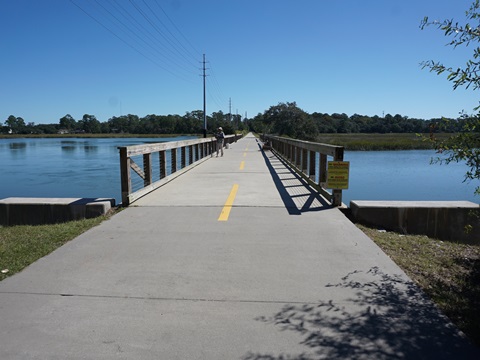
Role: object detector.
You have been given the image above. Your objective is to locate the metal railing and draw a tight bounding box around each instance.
[262,135,345,206]
[119,134,242,206]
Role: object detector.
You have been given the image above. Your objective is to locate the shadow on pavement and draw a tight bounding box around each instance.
[242,267,480,360]
[259,148,331,215]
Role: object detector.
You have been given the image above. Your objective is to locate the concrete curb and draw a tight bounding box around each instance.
[0,197,115,226]
[350,200,480,243]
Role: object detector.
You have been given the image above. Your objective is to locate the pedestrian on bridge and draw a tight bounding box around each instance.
[215,127,225,157]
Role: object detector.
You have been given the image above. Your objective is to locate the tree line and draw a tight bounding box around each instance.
[249,102,468,141]
[1,111,246,136]
[1,104,468,139]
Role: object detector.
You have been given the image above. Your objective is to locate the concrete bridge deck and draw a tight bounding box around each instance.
[0,133,478,359]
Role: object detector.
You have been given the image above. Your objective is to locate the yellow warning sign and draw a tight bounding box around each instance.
[327,161,350,189]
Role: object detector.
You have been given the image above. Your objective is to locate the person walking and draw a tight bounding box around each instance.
[215,127,225,157]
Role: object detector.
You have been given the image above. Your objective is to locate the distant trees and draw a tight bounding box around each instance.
[107,114,140,134]
[245,103,460,141]
[5,115,26,134]
[260,102,318,141]
[0,106,469,139]
[59,114,77,132]
[78,114,101,134]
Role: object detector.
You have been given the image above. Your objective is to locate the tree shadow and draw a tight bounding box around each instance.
[243,267,480,360]
[421,255,480,347]
[259,148,331,215]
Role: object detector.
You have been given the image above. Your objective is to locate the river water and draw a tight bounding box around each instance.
[0,138,478,206]
[0,137,194,205]
[343,151,478,205]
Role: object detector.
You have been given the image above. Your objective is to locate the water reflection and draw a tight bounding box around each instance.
[61,146,76,152]
[84,145,98,153]
[9,143,27,150]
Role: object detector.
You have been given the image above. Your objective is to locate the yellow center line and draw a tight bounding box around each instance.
[243,152,247,157]
[239,161,245,170]
[218,184,239,222]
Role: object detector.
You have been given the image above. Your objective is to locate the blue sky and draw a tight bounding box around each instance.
[1,0,479,125]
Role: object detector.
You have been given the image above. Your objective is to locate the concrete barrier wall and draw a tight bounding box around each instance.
[0,197,115,226]
[350,200,480,244]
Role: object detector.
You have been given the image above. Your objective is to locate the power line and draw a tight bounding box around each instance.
[70,0,231,118]
[127,0,198,69]
[207,59,228,111]
[70,0,198,81]
[105,0,196,75]
[152,0,202,59]
[141,0,199,67]
[70,0,183,80]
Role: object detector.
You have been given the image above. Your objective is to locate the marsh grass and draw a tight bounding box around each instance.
[0,214,112,281]
[316,133,452,150]
[358,224,480,346]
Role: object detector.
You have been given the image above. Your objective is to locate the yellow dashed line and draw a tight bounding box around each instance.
[239,161,245,170]
[218,184,239,221]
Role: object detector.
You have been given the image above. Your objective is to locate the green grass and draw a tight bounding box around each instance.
[358,224,480,347]
[0,214,113,281]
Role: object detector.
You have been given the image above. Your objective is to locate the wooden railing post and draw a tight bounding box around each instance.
[332,147,345,207]
[309,150,316,181]
[143,153,152,187]
[160,150,167,179]
[119,147,131,206]
[301,148,307,174]
[319,154,327,186]
[171,148,177,173]
[194,144,199,162]
[189,145,194,165]
[181,146,186,168]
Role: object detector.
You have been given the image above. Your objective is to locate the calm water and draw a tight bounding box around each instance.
[342,150,478,205]
[0,138,478,205]
[0,137,195,205]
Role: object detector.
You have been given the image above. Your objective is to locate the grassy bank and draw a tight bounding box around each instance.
[359,225,480,347]
[0,213,114,281]
[316,133,452,150]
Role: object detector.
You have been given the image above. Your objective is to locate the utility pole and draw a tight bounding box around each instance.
[203,54,207,138]
[229,98,232,123]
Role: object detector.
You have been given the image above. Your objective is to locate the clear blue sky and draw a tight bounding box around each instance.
[1,0,479,125]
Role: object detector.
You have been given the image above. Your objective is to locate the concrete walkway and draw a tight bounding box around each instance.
[0,133,478,359]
